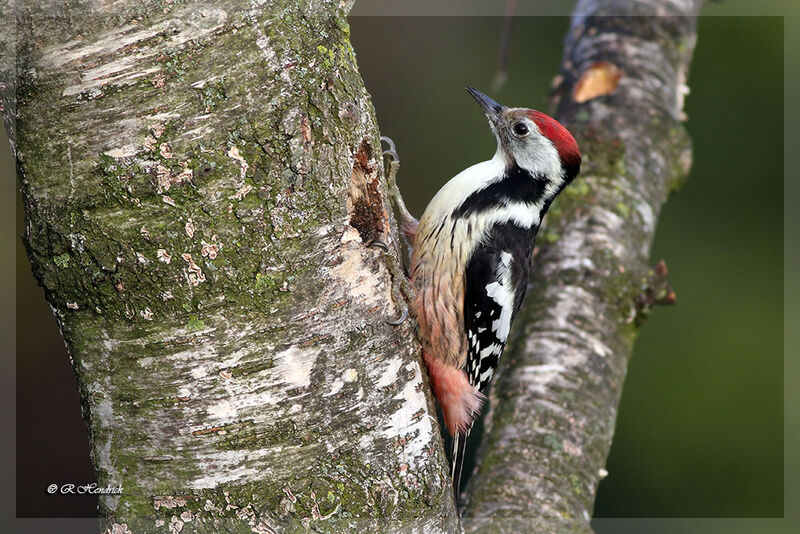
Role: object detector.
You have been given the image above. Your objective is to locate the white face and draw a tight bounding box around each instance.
[492,108,564,185]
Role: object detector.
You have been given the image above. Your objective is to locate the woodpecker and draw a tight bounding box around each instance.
[386,87,581,504]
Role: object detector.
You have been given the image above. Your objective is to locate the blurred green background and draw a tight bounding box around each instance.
[12,13,783,522]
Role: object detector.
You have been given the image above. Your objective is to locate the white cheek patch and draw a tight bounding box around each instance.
[513,129,564,187]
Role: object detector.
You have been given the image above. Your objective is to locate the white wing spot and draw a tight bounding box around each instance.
[485,252,515,342]
[480,343,502,359]
[479,367,494,383]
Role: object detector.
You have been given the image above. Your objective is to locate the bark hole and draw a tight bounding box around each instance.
[347,140,386,244]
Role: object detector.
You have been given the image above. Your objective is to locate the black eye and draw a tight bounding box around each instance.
[513,122,529,136]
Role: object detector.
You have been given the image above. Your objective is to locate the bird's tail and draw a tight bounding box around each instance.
[422,351,484,436]
[451,428,471,511]
[420,351,483,511]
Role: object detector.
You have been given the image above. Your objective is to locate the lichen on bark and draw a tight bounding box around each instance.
[8,0,458,531]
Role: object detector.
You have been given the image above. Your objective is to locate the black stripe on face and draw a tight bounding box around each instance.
[452,163,547,219]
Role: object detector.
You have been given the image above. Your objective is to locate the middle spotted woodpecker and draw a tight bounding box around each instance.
[386,86,581,504]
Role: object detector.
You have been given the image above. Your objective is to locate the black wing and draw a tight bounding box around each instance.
[452,221,535,503]
[463,222,533,392]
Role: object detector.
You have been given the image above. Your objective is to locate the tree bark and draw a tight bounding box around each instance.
[6,0,458,532]
[463,1,700,532]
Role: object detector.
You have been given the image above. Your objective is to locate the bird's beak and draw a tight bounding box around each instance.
[466,86,505,125]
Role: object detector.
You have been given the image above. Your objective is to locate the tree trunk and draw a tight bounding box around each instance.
[463,1,701,532]
[6,0,458,531]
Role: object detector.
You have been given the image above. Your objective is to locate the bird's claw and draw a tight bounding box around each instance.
[380,136,399,163]
[386,305,409,325]
[380,136,396,152]
[367,238,389,251]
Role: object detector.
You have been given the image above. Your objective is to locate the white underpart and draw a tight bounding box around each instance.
[421,149,506,219]
[485,251,515,342]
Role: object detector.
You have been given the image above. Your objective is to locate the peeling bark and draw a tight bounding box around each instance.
[463,1,701,532]
[6,0,458,531]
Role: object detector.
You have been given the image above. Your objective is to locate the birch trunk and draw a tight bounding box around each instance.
[463,1,701,532]
[6,0,458,531]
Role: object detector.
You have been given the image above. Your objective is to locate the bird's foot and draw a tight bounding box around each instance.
[373,136,417,325]
[368,234,415,326]
[380,136,418,249]
[385,262,415,325]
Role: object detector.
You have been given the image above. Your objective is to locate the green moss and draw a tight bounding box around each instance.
[564,178,590,198]
[578,132,626,179]
[54,252,71,268]
[216,420,298,451]
[186,315,205,330]
[569,474,584,497]
[196,78,228,112]
[228,357,275,378]
[255,272,277,292]
[162,46,190,81]
[543,433,563,452]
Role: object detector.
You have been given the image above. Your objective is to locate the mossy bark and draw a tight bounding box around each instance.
[463,1,701,532]
[6,0,458,532]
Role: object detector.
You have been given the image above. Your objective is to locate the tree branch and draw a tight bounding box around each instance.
[463,1,701,531]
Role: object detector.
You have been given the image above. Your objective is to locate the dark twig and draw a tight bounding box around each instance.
[491,0,519,92]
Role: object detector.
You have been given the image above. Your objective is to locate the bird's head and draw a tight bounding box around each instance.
[466,86,581,186]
